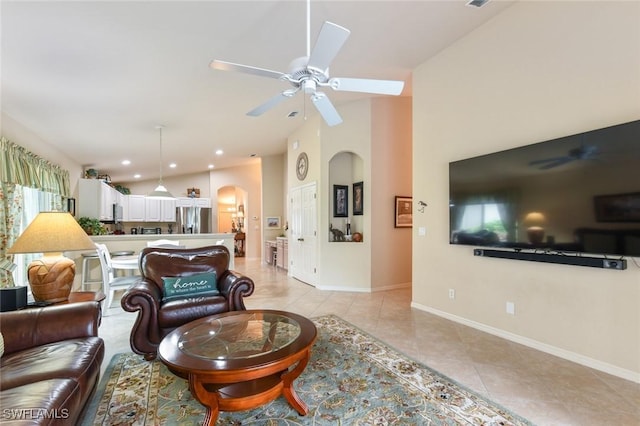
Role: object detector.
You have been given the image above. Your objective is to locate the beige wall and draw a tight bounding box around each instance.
[261,154,286,243]
[209,162,262,259]
[287,98,412,291]
[371,97,412,290]
[412,1,640,381]
[122,171,210,200]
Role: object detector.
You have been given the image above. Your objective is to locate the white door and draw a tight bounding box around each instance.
[289,183,317,286]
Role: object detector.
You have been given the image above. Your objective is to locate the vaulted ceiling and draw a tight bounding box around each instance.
[1,0,513,183]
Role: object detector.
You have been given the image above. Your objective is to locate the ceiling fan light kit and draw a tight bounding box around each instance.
[210,1,404,127]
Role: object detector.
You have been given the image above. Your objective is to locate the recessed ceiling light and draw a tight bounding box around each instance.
[134,174,141,179]
[215,149,224,156]
[169,163,177,168]
[208,164,214,169]
[121,159,131,165]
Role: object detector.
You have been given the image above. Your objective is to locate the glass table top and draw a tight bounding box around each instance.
[178,312,302,360]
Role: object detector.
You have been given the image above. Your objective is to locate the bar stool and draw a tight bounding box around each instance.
[81,250,135,289]
[80,251,101,290]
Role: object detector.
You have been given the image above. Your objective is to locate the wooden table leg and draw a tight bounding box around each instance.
[189,373,220,426]
[281,349,311,415]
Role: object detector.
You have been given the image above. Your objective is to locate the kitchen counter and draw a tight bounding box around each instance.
[70,233,236,290]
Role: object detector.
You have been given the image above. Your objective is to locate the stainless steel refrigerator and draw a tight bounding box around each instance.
[176,206,212,234]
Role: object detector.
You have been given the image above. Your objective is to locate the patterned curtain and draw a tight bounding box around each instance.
[0,184,23,287]
[0,137,70,287]
[0,137,70,197]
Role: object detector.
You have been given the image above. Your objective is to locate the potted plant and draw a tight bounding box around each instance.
[77,217,106,236]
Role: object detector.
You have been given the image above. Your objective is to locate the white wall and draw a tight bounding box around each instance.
[2,113,84,196]
[413,1,640,380]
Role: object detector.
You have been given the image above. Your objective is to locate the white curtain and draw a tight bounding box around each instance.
[11,186,62,290]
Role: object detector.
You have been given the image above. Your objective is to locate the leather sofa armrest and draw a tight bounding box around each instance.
[218,270,255,311]
[120,279,163,359]
[0,301,101,356]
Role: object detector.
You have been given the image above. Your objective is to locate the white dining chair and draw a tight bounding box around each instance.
[95,243,141,314]
[146,239,181,248]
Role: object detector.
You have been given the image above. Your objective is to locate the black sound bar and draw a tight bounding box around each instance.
[473,248,627,270]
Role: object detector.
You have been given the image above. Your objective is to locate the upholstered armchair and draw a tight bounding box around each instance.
[120,245,255,360]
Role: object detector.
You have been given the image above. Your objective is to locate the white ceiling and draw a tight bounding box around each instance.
[1,0,514,183]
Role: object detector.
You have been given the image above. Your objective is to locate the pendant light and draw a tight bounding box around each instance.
[147,125,175,199]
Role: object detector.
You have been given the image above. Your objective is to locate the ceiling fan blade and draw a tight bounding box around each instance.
[329,77,404,95]
[210,59,285,80]
[307,21,350,72]
[247,91,294,117]
[311,92,342,126]
[528,156,568,166]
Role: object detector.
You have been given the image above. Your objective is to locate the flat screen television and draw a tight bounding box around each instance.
[449,119,640,258]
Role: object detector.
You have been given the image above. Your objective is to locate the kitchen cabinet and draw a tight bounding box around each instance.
[126,195,146,222]
[78,179,119,221]
[144,198,161,222]
[176,197,211,208]
[276,237,288,270]
[144,197,175,222]
[161,199,176,222]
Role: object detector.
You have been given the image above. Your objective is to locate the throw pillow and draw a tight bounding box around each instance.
[162,272,218,301]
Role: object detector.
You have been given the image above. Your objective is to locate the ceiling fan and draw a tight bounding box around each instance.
[209,0,404,127]
[528,144,599,169]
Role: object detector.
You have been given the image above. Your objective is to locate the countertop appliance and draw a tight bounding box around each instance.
[176,205,211,234]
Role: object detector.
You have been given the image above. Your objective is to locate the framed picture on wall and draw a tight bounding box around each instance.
[594,192,640,222]
[266,216,281,229]
[394,196,413,228]
[333,185,348,217]
[67,198,76,216]
[353,181,363,215]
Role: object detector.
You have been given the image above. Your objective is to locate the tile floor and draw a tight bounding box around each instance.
[99,257,640,425]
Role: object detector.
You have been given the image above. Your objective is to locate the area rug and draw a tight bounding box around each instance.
[83,315,533,425]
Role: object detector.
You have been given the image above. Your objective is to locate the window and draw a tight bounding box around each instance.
[457,202,507,241]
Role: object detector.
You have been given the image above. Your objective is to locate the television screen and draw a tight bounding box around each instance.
[449,120,640,257]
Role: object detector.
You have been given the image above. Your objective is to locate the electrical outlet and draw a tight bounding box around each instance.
[506,301,515,315]
[448,289,455,299]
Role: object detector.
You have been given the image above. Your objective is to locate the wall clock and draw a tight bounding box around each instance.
[296,152,309,180]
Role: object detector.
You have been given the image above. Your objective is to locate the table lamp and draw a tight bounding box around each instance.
[524,211,546,245]
[7,211,96,303]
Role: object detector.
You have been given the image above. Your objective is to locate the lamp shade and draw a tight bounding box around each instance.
[147,184,175,200]
[7,211,96,254]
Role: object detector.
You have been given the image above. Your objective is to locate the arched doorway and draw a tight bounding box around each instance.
[217,186,248,256]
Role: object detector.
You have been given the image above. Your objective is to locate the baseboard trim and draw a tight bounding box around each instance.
[316,282,410,293]
[411,302,640,384]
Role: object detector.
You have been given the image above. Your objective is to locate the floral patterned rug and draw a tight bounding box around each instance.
[83,315,533,425]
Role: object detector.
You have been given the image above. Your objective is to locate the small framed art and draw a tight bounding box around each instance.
[353,181,363,216]
[394,196,413,228]
[333,185,348,217]
[266,216,281,229]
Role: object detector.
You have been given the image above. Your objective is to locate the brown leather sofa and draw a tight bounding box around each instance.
[0,301,104,425]
[120,245,255,360]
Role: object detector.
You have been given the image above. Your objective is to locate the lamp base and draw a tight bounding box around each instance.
[27,255,75,303]
[527,227,545,245]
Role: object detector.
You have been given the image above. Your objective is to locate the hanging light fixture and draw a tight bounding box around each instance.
[147,125,175,199]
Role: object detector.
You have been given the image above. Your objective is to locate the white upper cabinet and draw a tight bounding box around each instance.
[176,197,211,208]
[78,179,120,220]
[126,195,146,222]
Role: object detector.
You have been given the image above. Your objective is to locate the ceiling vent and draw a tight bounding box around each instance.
[287,111,299,118]
[466,0,490,7]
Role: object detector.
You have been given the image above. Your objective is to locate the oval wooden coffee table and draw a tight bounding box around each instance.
[158,309,317,425]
